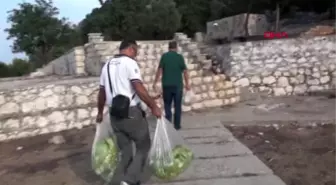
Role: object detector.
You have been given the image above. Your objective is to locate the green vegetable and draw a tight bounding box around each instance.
[150,145,193,180]
[92,137,119,181]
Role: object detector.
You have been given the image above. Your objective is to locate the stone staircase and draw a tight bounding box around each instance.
[135,33,240,112]
[84,33,240,112]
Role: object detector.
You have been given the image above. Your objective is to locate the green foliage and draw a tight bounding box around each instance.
[175,0,211,36]
[143,0,181,39]
[9,58,33,76]
[80,0,181,41]
[0,58,32,78]
[0,62,11,78]
[5,0,81,69]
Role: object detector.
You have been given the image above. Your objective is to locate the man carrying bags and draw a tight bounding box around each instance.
[96,39,161,185]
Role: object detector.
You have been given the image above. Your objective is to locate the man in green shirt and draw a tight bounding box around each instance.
[153,41,190,130]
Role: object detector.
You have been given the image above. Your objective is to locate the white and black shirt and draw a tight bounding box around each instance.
[99,56,142,107]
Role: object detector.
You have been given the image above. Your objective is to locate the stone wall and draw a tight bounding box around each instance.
[211,35,336,95]
[0,75,240,141]
[84,39,170,76]
[0,32,241,141]
[0,81,98,141]
[39,46,86,76]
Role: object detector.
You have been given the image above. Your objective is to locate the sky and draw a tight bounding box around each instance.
[0,0,100,63]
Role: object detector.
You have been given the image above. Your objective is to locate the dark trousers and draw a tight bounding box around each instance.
[162,86,183,130]
[110,106,151,185]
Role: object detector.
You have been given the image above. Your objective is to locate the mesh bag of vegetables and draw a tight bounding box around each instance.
[91,113,119,182]
[149,117,194,180]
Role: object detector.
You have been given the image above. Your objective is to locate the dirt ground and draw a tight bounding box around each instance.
[0,126,107,185]
[228,123,335,185]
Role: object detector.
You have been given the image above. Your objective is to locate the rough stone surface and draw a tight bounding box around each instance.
[189,142,252,158]
[164,156,272,181]
[210,35,336,96]
[148,175,286,185]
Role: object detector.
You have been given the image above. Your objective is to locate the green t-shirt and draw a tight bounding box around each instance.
[159,51,186,89]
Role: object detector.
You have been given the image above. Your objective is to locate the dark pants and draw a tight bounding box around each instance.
[110,106,151,185]
[162,86,183,130]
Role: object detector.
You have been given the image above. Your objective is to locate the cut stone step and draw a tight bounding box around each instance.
[179,127,233,139]
[186,136,227,144]
[148,155,273,182]
[189,143,252,158]
[147,175,286,185]
[191,97,240,109]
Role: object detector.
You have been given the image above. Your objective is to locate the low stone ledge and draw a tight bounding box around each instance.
[0,83,99,118]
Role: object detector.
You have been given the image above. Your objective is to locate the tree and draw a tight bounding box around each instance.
[0,62,11,78]
[80,0,180,40]
[143,0,181,39]
[98,0,104,5]
[8,58,33,76]
[5,0,80,69]
[0,58,32,78]
[175,0,211,36]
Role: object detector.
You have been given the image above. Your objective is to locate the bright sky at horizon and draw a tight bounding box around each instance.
[0,0,100,63]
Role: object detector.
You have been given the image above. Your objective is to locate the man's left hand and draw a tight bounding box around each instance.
[152,83,157,92]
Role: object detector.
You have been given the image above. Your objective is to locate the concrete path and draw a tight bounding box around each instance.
[144,114,287,185]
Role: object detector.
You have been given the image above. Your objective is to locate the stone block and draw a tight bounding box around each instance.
[180,127,232,139]
[191,102,204,110]
[204,99,223,108]
[150,155,272,182]
[191,77,202,86]
[148,175,286,185]
[189,142,252,158]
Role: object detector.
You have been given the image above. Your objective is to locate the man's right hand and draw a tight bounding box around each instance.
[96,112,103,123]
[150,105,162,118]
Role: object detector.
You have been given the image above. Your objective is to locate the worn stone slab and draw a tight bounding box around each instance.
[149,126,234,144]
[189,143,252,158]
[185,136,224,144]
[147,115,224,129]
[179,127,233,139]
[147,175,286,185]
[149,126,234,141]
[181,116,224,129]
[149,155,272,182]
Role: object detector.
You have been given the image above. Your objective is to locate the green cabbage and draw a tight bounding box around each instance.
[92,137,119,181]
[150,145,193,180]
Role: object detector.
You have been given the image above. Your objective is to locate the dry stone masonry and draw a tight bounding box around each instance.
[209,35,336,96]
[1,32,335,141]
[0,33,240,141]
